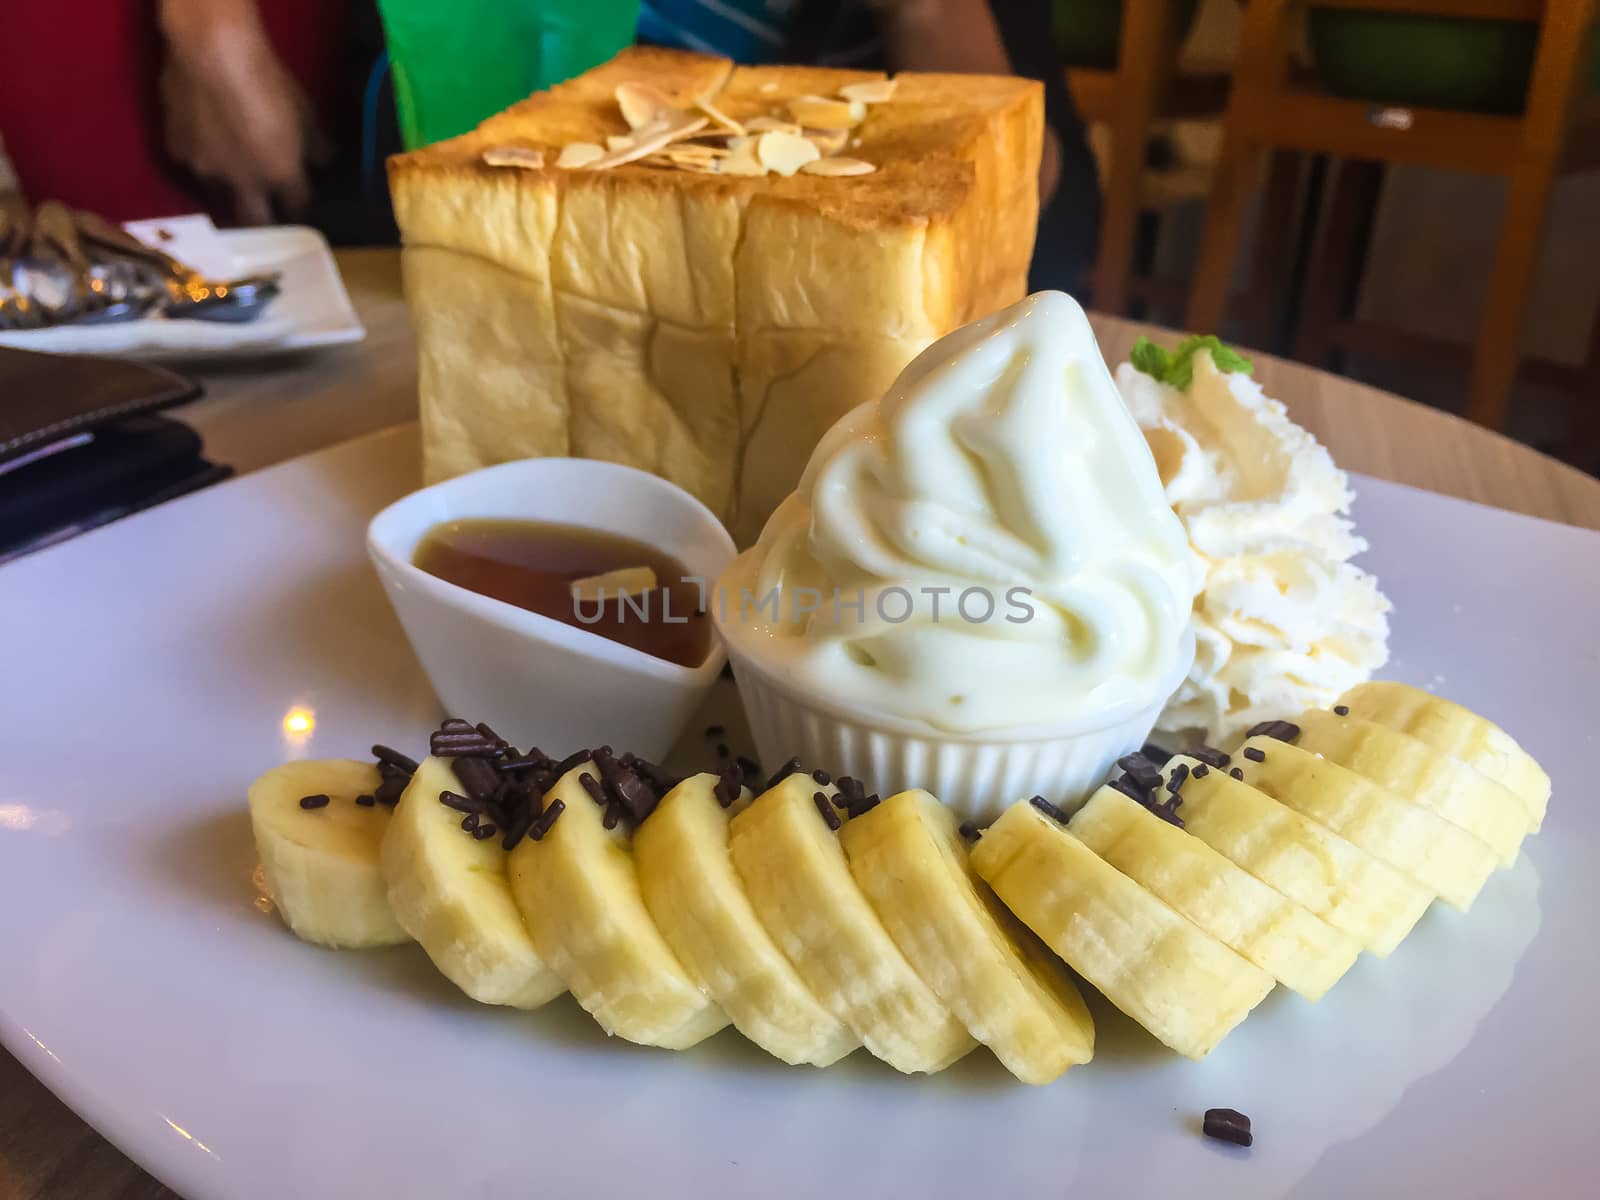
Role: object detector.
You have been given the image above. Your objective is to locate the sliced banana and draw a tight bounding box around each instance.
[1232,734,1499,911]
[1068,784,1360,1001]
[1294,709,1530,865]
[635,772,858,1066]
[249,759,409,949]
[510,763,729,1050]
[728,773,975,1074]
[1336,682,1550,831]
[840,790,1094,1083]
[381,756,564,1007]
[1170,756,1432,957]
[972,800,1274,1061]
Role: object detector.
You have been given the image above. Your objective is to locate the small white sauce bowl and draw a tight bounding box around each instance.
[368,458,736,760]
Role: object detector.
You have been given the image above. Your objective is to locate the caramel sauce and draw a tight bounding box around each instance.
[413,519,711,668]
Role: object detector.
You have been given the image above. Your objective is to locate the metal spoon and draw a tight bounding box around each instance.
[72,210,280,322]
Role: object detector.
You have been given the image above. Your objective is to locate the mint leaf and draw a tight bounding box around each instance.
[1129,336,1170,381]
[1133,334,1253,390]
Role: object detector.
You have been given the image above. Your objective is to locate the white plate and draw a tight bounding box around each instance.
[0,227,364,360]
[1,424,1596,1200]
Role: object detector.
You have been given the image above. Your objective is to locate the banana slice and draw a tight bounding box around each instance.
[1168,756,1432,956]
[839,789,1094,1083]
[381,756,564,1007]
[1294,709,1530,865]
[249,759,410,949]
[971,800,1274,1060]
[1233,734,1499,911]
[1337,681,1550,832]
[728,773,975,1074]
[1067,784,1360,1001]
[509,763,729,1050]
[634,772,857,1066]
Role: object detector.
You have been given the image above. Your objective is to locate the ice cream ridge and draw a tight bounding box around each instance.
[716,292,1201,815]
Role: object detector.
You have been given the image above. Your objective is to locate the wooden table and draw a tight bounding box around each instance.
[4,248,1600,1200]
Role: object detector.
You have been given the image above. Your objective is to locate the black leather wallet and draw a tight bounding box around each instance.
[0,347,228,561]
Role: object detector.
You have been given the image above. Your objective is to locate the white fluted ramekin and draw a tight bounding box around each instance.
[719,628,1194,827]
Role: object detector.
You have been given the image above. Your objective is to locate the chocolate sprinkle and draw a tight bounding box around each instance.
[713,767,743,810]
[813,791,842,831]
[834,776,867,810]
[439,790,488,816]
[1245,720,1300,744]
[602,804,622,831]
[550,749,593,777]
[704,724,726,738]
[1166,763,1190,794]
[451,756,503,802]
[1202,1108,1252,1148]
[1333,705,1350,716]
[736,756,763,789]
[1109,774,1152,804]
[1139,742,1174,766]
[500,801,538,851]
[1029,795,1068,824]
[355,793,377,807]
[958,821,982,842]
[1190,746,1231,769]
[1243,746,1266,763]
[472,823,498,841]
[1116,753,1164,793]
[765,757,804,791]
[811,769,832,785]
[528,798,566,841]
[461,813,480,833]
[1229,767,1244,780]
[372,745,419,774]
[497,751,554,775]
[1192,764,1210,779]
[299,794,330,810]
[578,772,607,808]
[846,794,880,819]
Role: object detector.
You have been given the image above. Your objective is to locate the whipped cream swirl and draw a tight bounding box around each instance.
[1117,352,1391,743]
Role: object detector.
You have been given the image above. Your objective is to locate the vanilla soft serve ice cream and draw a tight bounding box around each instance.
[717,292,1199,741]
[1117,349,1391,744]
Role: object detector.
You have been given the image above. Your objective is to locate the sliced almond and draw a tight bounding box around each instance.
[745,116,802,135]
[570,566,658,604]
[717,137,767,176]
[694,95,745,136]
[788,95,857,131]
[759,81,780,94]
[839,79,897,105]
[556,142,605,169]
[616,82,674,130]
[587,113,708,169]
[848,99,868,123]
[606,134,633,152]
[481,145,545,170]
[801,156,877,177]
[804,128,848,156]
[757,130,821,177]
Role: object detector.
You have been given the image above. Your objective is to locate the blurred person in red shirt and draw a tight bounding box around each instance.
[0,0,346,225]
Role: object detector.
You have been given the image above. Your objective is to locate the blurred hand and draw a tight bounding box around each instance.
[158,0,315,225]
